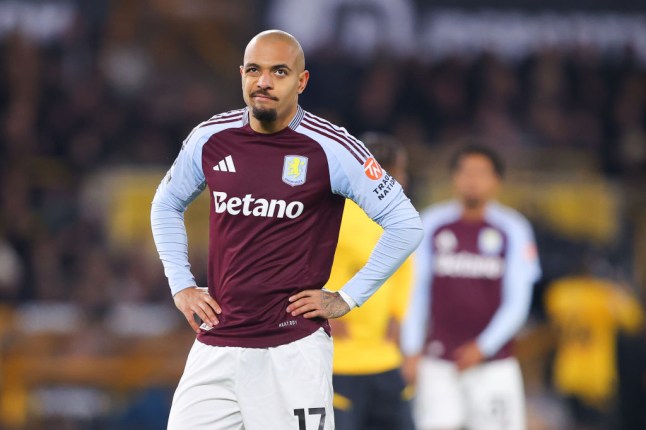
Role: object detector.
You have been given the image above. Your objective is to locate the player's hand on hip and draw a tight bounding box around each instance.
[173,287,222,334]
[454,340,485,371]
[286,289,350,319]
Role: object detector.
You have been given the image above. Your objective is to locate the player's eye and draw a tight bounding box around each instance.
[275,69,287,76]
[246,67,259,74]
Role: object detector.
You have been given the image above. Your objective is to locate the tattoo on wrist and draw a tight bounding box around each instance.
[323,291,350,318]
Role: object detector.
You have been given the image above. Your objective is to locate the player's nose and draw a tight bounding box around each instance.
[257,71,273,89]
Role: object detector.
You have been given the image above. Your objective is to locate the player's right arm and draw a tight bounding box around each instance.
[475,214,541,358]
[150,130,221,333]
[400,209,435,384]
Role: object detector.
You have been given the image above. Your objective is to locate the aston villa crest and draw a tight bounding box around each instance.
[282,155,308,187]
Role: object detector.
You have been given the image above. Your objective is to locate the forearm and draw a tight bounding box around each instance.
[400,211,435,356]
[340,199,423,307]
[478,214,541,357]
[400,254,432,356]
[400,292,430,356]
[150,198,196,295]
[477,281,533,357]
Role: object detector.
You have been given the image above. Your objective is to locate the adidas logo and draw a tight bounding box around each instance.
[213,155,236,173]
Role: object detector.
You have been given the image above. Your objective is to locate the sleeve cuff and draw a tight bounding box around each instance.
[170,279,197,296]
[476,336,497,358]
[338,290,357,309]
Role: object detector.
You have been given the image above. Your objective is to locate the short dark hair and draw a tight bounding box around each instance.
[449,144,505,178]
[360,132,404,169]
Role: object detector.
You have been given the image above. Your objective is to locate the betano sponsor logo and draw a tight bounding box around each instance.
[435,252,505,279]
[213,191,304,219]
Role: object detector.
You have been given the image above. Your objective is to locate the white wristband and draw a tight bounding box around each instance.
[338,290,357,309]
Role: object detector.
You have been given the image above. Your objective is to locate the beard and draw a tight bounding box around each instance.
[251,106,277,122]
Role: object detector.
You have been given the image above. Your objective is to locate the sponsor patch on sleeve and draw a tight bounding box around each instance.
[363,157,383,180]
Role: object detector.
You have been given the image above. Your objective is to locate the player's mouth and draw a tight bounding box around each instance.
[251,91,278,101]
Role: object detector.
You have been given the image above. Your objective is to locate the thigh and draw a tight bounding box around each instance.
[238,328,335,430]
[415,358,465,430]
[462,358,526,430]
[167,340,244,430]
[332,374,369,430]
[367,369,415,430]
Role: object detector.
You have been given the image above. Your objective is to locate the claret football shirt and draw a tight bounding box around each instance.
[402,201,541,360]
[151,106,422,348]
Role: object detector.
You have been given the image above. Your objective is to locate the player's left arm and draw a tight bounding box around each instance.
[287,144,423,319]
[475,217,542,358]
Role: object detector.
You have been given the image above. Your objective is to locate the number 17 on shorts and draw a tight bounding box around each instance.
[294,407,326,430]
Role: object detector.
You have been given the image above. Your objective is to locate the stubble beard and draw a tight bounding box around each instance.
[251,106,277,123]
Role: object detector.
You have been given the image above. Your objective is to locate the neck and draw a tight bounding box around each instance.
[461,202,487,221]
[249,118,287,134]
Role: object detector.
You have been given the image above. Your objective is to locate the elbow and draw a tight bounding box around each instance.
[151,191,166,213]
[385,215,424,254]
[403,216,424,253]
[151,192,185,215]
[150,199,171,218]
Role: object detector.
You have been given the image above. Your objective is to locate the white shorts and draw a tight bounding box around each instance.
[414,357,525,430]
[168,328,334,430]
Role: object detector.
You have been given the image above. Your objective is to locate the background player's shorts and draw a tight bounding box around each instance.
[333,368,415,430]
[167,328,334,430]
[414,357,525,430]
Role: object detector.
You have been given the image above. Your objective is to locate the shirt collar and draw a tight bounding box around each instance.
[242,105,304,131]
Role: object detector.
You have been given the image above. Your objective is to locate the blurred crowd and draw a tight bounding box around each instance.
[303,45,646,178]
[0,1,256,306]
[0,0,645,428]
[1,1,645,304]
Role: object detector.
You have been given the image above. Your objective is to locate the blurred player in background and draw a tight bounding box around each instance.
[150,30,422,429]
[326,133,416,430]
[545,261,644,430]
[401,145,541,430]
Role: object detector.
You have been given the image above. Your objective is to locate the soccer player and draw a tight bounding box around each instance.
[326,133,416,430]
[545,268,643,428]
[401,145,541,430]
[150,30,423,430]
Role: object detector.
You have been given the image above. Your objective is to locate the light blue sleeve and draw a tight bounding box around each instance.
[150,131,208,296]
[325,149,423,307]
[400,211,434,356]
[340,203,423,306]
[476,216,541,357]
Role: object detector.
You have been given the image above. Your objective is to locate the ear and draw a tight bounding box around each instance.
[239,65,244,77]
[297,70,310,94]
